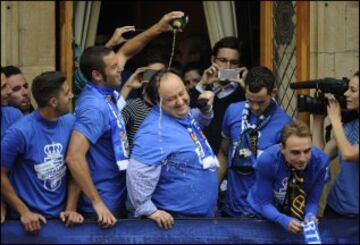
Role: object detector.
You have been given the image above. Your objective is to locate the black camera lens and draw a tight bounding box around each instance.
[297,95,327,114]
[196,98,208,109]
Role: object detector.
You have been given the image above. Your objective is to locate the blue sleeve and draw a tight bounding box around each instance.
[12,107,23,121]
[190,108,213,129]
[131,127,168,165]
[126,158,161,217]
[1,107,23,138]
[73,105,108,144]
[15,109,23,118]
[1,127,26,169]
[305,151,331,217]
[253,153,293,231]
[221,105,232,138]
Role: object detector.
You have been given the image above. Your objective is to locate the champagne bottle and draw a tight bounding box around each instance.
[171,16,189,29]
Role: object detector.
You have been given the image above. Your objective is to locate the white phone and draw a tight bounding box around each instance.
[217,69,239,80]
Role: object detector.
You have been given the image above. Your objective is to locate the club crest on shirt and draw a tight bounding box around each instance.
[34,142,66,192]
[273,177,288,204]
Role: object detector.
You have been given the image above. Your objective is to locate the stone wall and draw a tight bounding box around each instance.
[310,1,358,216]
[310,1,359,79]
[1,1,55,108]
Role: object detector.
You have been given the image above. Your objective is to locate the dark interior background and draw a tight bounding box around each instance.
[96,1,259,69]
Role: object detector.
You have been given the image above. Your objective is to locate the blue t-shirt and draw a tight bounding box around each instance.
[1,111,75,218]
[73,86,126,214]
[131,106,218,217]
[247,144,330,231]
[221,101,292,216]
[1,106,23,138]
[327,118,359,216]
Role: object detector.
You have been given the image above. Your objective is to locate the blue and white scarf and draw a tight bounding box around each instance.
[231,99,277,174]
[87,82,129,171]
[178,113,219,170]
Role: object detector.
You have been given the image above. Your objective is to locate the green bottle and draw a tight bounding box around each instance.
[171,15,189,29]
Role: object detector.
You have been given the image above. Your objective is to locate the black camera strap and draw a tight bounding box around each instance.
[230,100,277,174]
[241,99,277,153]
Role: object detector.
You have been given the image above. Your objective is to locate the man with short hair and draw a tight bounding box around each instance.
[127,69,219,229]
[189,36,247,154]
[65,11,186,228]
[247,120,330,234]
[1,71,83,234]
[122,58,214,154]
[1,67,23,224]
[2,65,32,114]
[217,66,292,217]
[1,67,23,138]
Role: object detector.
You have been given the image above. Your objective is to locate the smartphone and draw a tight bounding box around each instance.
[141,69,158,81]
[217,69,239,80]
[196,98,208,109]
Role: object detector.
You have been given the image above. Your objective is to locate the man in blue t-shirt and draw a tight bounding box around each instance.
[127,69,219,229]
[1,68,23,138]
[1,68,23,223]
[1,71,83,234]
[247,120,330,234]
[217,66,292,217]
[65,11,187,229]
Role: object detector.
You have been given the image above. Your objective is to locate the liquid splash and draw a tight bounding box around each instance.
[158,98,165,161]
[167,29,177,71]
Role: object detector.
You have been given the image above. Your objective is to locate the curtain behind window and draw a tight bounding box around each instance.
[202,1,238,47]
[74,1,101,51]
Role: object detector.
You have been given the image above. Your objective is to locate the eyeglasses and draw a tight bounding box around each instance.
[215,57,240,66]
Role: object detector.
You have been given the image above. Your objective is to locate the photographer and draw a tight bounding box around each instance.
[312,71,359,217]
[188,36,247,154]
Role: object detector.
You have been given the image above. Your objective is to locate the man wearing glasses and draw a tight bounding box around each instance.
[189,36,247,155]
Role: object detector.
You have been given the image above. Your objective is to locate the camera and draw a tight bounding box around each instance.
[290,77,349,114]
[217,69,239,81]
[140,69,158,81]
[196,98,209,110]
[171,15,189,29]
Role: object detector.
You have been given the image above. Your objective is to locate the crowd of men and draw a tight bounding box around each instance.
[1,11,359,236]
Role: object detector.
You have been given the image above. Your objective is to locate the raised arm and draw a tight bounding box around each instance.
[327,100,359,161]
[312,114,338,160]
[105,26,136,49]
[190,91,215,128]
[312,114,326,150]
[116,11,184,67]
